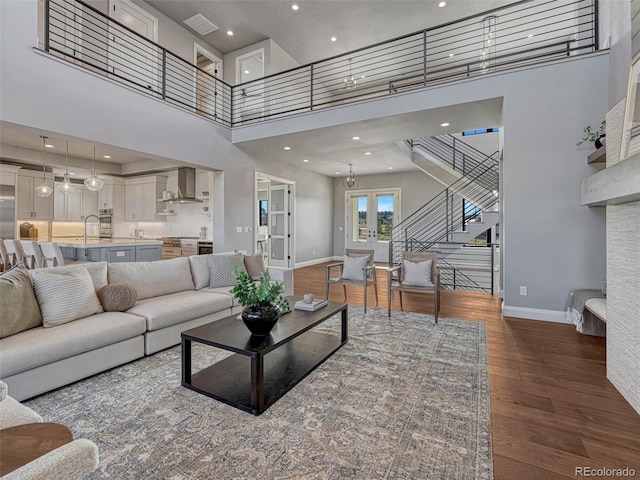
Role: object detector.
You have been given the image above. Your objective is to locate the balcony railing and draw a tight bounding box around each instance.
[44,0,597,128]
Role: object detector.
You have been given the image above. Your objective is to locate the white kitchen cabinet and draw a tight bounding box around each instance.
[54,185,99,221]
[98,180,125,211]
[16,171,54,220]
[125,176,167,221]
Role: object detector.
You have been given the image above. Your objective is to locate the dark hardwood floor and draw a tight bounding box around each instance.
[293,262,640,479]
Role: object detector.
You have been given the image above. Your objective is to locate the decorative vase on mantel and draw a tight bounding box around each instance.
[241,302,280,336]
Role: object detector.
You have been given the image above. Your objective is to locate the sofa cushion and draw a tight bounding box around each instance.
[29,262,108,292]
[197,285,240,307]
[127,290,232,331]
[0,264,42,339]
[0,312,146,377]
[98,283,138,312]
[207,252,245,288]
[31,268,104,327]
[108,257,194,300]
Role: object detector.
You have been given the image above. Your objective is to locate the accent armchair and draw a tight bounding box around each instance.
[387,251,440,322]
[325,249,378,313]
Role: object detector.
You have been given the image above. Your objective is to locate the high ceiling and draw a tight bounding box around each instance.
[1,0,510,178]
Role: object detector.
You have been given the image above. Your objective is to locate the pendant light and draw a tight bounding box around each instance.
[35,135,53,198]
[84,146,104,191]
[344,58,357,90]
[57,141,76,195]
[341,163,358,189]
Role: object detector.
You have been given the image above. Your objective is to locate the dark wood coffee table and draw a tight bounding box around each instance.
[0,422,73,475]
[181,297,347,415]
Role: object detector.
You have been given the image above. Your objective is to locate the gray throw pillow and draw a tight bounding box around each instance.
[244,254,266,279]
[0,263,42,338]
[207,252,246,288]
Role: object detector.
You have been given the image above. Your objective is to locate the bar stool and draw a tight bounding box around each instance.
[21,241,45,269]
[39,242,67,267]
[4,240,25,267]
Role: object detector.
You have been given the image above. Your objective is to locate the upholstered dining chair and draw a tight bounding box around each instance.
[21,240,45,269]
[325,249,378,313]
[0,239,9,272]
[39,242,72,267]
[4,239,25,267]
[387,251,440,323]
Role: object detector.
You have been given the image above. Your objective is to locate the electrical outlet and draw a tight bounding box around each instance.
[312,250,316,256]
[519,286,528,296]
[244,226,251,232]
[236,226,242,233]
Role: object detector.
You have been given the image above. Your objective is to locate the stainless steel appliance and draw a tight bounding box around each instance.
[198,241,213,255]
[0,184,16,239]
[98,209,113,238]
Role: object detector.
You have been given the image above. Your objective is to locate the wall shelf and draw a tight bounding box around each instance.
[587,145,606,164]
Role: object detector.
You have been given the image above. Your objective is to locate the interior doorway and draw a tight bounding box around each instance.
[194,43,223,119]
[236,49,265,121]
[255,172,295,268]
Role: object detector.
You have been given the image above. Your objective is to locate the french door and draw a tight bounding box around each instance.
[346,189,400,263]
[268,184,290,267]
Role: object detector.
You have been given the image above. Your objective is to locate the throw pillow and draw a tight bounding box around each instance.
[31,268,103,327]
[207,252,246,288]
[341,254,369,281]
[97,283,138,312]
[402,259,434,287]
[0,263,42,338]
[244,254,266,279]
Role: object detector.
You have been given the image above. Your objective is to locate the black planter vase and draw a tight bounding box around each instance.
[595,134,606,149]
[241,302,280,336]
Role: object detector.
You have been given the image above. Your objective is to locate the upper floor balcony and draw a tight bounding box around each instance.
[41,0,598,129]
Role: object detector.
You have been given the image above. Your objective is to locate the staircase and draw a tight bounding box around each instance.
[390,134,500,292]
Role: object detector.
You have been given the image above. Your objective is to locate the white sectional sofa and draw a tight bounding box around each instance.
[0,254,293,402]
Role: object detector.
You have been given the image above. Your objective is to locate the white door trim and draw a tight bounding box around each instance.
[109,0,158,42]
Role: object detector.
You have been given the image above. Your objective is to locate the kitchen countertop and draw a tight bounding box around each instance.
[56,238,162,248]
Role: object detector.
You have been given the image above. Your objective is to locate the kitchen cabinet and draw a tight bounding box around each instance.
[16,171,54,220]
[98,179,125,212]
[135,244,161,261]
[125,176,167,221]
[54,185,98,221]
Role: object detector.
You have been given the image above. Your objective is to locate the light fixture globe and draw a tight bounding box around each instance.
[84,147,104,191]
[36,135,53,198]
[57,141,75,195]
[344,58,357,90]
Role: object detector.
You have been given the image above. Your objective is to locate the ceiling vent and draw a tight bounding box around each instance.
[183,13,218,36]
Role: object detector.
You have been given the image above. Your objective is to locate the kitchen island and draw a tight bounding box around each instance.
[57,238,162,263]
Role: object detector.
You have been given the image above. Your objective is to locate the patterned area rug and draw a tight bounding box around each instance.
[26,306,492,480]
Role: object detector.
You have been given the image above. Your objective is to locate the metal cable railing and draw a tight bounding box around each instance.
[44,0,597,128]
[46,0,233,126]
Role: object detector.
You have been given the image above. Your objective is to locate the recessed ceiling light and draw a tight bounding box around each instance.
[103,155,111,159]
[365,152,372,155]
[303,159,309,163]
[440,122,450,127]
[331,36,337,42]
[283,146,291,150]
[336,171,341,175]
[244,70,250,74]
[352,136,360,140]
[388,167,393,170]
[45,144,54,148]
[69,172,76,175]
[360,75,366,79]
[528,34,535,38]
[449,53,455,57]
[439,1,446,7]
[226,30,234,36]
[291,3,299,10]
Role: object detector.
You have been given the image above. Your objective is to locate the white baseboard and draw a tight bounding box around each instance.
[501,304,570,323]
[294,256,335,268]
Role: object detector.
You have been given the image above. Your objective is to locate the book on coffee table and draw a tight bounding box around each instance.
[294,299,328,311]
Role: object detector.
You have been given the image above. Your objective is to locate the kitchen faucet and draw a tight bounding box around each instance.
[83,215,100,245]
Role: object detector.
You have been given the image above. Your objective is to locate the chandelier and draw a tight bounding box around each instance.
[480,15,498,73]
[84,146,104,191]
[35,135,53,197]
[341,163,357,189]
[344,58,357,90]
[57,141,76,195]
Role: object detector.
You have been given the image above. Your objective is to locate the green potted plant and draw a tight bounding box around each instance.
[230,267,290,336]
[576,120,606,148]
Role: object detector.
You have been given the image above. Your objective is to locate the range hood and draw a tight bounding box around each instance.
[164,167,202,204]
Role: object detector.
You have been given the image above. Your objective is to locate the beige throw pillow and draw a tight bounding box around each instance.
[31,268,103,327]
[98,283,138,312]
[0,264,42,338]
[244,254,266,279]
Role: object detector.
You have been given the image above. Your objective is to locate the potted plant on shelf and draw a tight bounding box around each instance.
[576,120,606,148]
[230,267,290,336]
